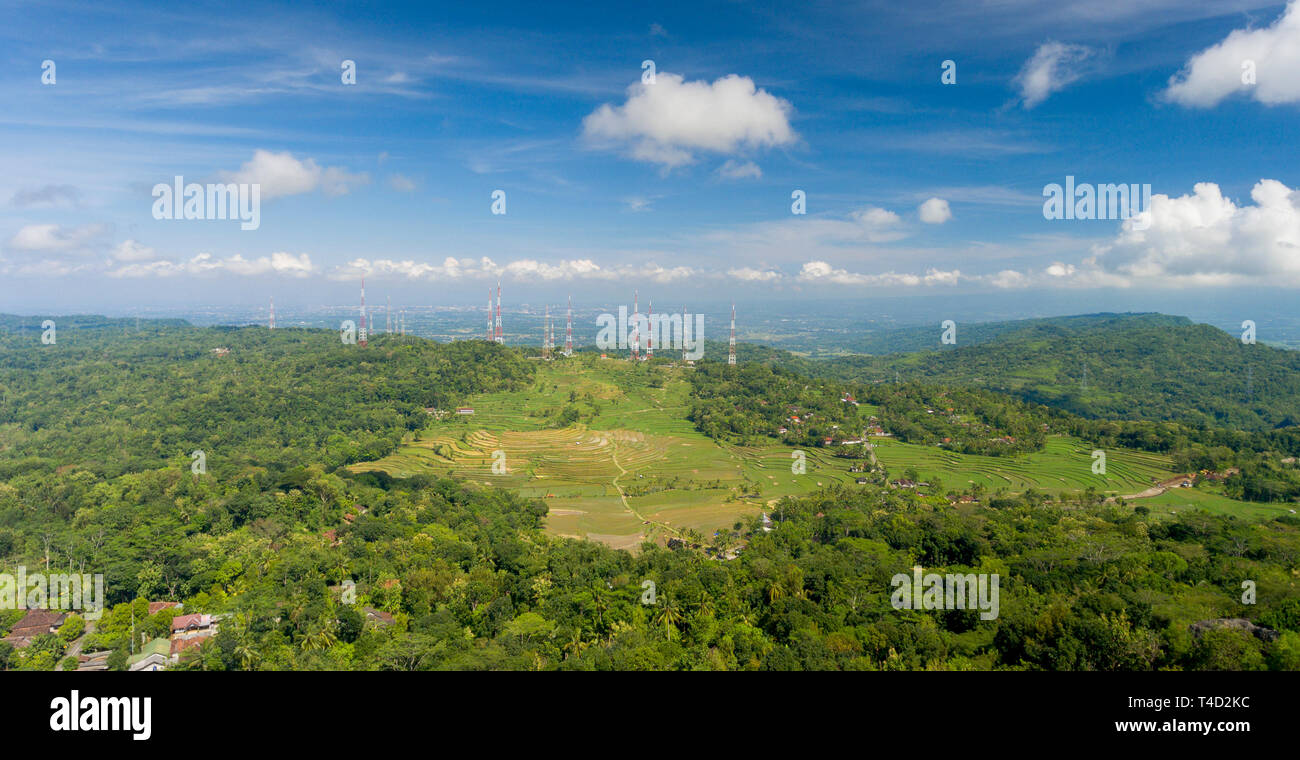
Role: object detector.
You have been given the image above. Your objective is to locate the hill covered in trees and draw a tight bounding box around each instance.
[815,313,1300,432]
[2,317,1299,671]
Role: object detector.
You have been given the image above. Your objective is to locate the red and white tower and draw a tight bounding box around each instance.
[682,304,688,362]
[543,305,551,359]
[494,281,503,343]
[269,296,275,330]
[630,290,640,361]
[728,303,736,365]
[359,277,368,347]
[564,296,573,357]
[646,300,653,359]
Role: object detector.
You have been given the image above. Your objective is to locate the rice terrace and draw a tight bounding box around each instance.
[350,357,1274,550]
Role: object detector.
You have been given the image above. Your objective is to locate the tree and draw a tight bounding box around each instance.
[107,648,128,672]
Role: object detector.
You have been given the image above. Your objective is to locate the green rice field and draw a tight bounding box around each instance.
[351,357,1274,549]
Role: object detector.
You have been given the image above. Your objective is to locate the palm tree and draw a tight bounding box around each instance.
[563,628,589,659]
[589,585,610,631]
[301,622,338,652]
[767,579,785,604]
[233,613,261,670]
[652,597,683,640]
[234,635,261,670]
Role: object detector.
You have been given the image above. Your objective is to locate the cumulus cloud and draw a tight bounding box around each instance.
[1014,42,1094,108]
[846,207,905,242]
[1089,179,1300,285]
[1164,1,1300,107]
[728,267,784,282]
[717,160,762,180]
[581,73,795,168]
[918,197,953,224]
[388,174,417,192]
[219,150,369,200]
[111,239,157,262]
[7,223,109,252]
[797,260,963,287]
[701,205,910,260]
[107,251,315,278]
[329,256,694,283]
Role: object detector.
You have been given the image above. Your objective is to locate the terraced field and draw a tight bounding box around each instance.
[351,357,1264,550]
[869,435,1171,494]
[351,357,865,549]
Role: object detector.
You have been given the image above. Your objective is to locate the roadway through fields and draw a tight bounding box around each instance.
[608,437,681,539]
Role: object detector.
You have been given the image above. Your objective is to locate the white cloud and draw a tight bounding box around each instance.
[1089,179,1300,285]
[797,260,963,287]
[107,251,315,278]
[329,256,694,283]
[581,73,795,168]
[387,174,417,192]
[1164,1,1300,107]
[988,270,1030,289]
[111,239,157,262]
[1014,42,1094,108]
[728,267,784,282]
[7,223,109,252]
[918,197,953,224]
[219,150,369,200]
[700,205,910,263]
[717,160,762,180]
[847,207,905,241]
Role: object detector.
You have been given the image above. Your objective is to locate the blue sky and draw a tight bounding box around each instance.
[2,0,1299,313]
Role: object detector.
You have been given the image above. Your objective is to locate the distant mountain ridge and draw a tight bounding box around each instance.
[808,313,1300,432]
[850,312,1191,355]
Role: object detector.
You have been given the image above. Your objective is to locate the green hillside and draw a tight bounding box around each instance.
[817,313,1300,431]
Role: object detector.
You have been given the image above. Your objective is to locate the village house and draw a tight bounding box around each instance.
[2,609,67,649]
[148,601,180,616]
[362,607,395,628]
[130,638,172,671]
[168,612,218,660]
[75,650,112,671]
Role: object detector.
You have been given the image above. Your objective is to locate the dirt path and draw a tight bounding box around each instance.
[1122,485,1166,499]
[609,440,680,538]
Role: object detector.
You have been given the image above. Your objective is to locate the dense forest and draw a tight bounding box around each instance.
[809,314,1300,432]
[2,318,1299,670]
[687,362,1050,455]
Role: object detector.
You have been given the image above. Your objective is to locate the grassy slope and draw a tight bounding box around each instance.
[351,355,1273,548]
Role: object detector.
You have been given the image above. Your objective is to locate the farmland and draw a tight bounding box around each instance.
[349,357,1275,548]
[350,357,862,548]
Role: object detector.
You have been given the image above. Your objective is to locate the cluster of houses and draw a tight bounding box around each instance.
[75,602,222,672]
[2,601,222,671]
